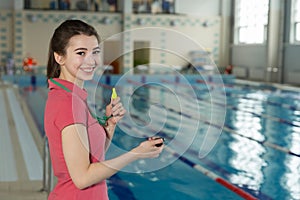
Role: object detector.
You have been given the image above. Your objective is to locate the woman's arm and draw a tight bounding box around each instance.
[103,123,116,151]
[62,123,163,190]
[104,96,125,150]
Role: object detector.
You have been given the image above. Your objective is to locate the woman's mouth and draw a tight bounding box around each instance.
[80,67,95,73]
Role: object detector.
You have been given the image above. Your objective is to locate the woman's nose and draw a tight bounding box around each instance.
[84,55,96,65]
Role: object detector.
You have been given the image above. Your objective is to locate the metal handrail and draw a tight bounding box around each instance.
[41,136,54,196]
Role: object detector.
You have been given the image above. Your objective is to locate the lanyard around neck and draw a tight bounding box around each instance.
[49,78,111,126]
[50,78,71,92]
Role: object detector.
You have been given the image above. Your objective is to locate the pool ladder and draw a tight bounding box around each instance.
[41,136,55,196]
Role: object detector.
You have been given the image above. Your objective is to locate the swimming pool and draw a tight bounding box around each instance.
[15,74,300,200]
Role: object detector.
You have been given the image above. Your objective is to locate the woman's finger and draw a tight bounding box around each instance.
[111,96,120,107]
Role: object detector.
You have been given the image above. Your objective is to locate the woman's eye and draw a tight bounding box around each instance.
[77,51,85,56]
[93,50,101,55]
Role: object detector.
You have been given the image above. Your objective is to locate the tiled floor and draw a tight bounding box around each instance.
[0,181,47,200]
[0,82,48,200]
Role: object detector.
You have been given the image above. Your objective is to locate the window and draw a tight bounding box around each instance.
[234,0,269,44]
[292,0,300,42]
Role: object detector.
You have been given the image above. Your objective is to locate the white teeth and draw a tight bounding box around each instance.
[81,68,94,73]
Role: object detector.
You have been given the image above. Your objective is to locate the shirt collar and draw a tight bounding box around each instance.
[48,78,88,101]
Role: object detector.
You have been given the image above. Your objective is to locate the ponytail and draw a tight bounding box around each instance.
[47,48,60,80]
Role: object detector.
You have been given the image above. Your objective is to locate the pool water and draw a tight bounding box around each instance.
[18,75,300,200]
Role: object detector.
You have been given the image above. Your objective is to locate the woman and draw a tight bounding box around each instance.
[44,19,164,200]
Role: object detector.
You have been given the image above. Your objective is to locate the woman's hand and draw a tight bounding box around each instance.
[105,96,126,125]
[130,137,164,159]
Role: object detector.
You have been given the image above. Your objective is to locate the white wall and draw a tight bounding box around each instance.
[0,0,13,9]
[175,0,220,16]
[231,45,267,80]
[21,11,122,67]
[130,14,221,68]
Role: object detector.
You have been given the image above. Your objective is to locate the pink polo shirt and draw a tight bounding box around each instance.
[44,78,108,200]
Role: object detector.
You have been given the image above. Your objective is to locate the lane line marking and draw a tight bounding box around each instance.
[0,90,18,181]
[6,88,42,180]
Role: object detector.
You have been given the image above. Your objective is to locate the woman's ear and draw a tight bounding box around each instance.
[54,52,65,65]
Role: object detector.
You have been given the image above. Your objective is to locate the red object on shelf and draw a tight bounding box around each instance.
[23,56,37,72]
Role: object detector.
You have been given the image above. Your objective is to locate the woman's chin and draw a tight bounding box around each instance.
[77,72,95,81]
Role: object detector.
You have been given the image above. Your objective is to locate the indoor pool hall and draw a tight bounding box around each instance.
[0,0,300,200]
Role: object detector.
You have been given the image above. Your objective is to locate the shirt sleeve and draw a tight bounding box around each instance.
[54,94,88,132]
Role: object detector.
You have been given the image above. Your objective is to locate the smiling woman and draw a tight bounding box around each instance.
[44,19,164,200]
[54,34,101,85]
[46,20,101,86]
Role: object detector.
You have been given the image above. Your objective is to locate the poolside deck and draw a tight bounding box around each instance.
[0,82,47,200]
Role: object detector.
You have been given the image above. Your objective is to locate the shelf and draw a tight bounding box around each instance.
[23,0,119,12]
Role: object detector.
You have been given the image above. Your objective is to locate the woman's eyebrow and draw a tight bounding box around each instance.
[74,47,87,51]
[74,47,100,51]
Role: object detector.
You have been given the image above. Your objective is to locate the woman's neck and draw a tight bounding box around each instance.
[59,74,84,88]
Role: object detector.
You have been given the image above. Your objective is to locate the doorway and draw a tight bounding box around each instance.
[133,41,150,73]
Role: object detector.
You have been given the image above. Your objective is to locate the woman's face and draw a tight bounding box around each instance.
[57,34,101,86]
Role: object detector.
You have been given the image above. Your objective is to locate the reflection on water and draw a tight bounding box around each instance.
[228,95,266,192]
[283,126,300,200]
[131,85,150,112]
[283,155,300,200]
[225,89,300,199]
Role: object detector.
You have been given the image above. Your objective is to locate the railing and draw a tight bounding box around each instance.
[41,136,54,196]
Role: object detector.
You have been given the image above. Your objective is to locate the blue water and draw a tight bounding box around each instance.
[15,74,300,200]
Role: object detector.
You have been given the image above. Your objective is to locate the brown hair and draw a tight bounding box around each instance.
[47,19,100,80]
